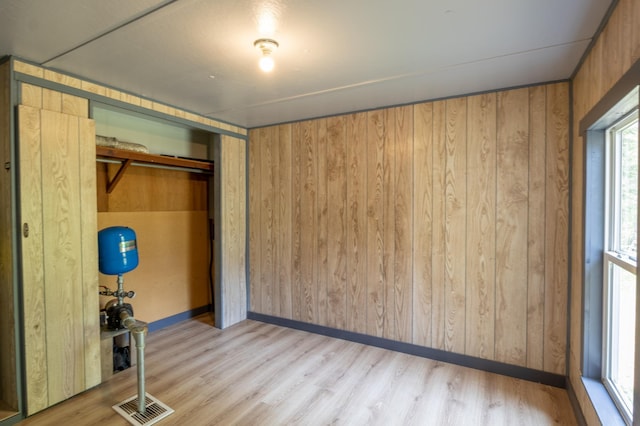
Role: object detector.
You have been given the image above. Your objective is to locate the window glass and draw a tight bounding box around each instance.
[603,110,638,425]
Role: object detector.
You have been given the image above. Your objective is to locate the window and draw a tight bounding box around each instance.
[603,110,638,424]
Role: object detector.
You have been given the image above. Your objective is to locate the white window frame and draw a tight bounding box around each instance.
[602,109,638,425]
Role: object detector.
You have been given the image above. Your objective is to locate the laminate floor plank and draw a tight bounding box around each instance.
[18,315,576,425]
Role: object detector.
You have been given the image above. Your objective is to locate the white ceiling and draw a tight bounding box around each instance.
[0,0,613,129]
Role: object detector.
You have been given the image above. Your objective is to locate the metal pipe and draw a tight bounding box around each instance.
[120,311,148,415]
[116,274,124,306]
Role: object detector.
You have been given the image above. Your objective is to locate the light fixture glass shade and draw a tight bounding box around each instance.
[259,55,275,72]
[254,38,278,73]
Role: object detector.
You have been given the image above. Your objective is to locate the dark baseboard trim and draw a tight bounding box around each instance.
[248,311,566,389]
[148,305,212,332]
[566,378,588,426]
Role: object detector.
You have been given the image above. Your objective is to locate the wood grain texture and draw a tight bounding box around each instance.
[41,110,85,405]
[382,109,395,340]
[260,127,276,316]
[96,164,208,212]
[18,105,48,415]
[300,120,318,324]
[236,137,248,323]
[526,86,546,371]
[277,124,293,319]
[17,316,578,426]
[291,124,303,321]
[568,1,640,420]
[431,100,447,351]
[544,83,569,375]
[269,126,281,318]
[465,93,496,360]
[394,106,413,343]
[15,60,248,136]
[78,117,101,390]
[19,106,100,414]
[248,129,262,313]
[346,113,367,334]
[43,70,82,90]
[0,61,17,412]
[248,82,569,375]
[444,98,467,354]
[495,89,529,367]
[61,93,88,117]
[366,110,386,338]
[42,88,62,113]
[412,102,433,347]
[20,83,43,109]
[219,135,247,327]
[326,116,347,330]
[316,119,328,326]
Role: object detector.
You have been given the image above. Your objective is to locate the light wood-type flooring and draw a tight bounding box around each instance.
[18,314,577,425]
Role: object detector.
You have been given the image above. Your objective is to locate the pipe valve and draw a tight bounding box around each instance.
[99,287,136,300]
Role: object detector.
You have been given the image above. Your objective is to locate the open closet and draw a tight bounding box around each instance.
[0,57,247,423]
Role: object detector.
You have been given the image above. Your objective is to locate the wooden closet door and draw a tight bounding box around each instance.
[19,105,100,415]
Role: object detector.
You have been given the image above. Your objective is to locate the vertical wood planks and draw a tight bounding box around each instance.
[219,135,247,327]
[526,86,547,371]
[394,106,413,343]
[41,110,85,405]
[291,124,303,321]
[248,129,262,313]
[19,105,48,414]
[20,83,43,108]
[431,100,447,351]
[568,0,638,419]
[316,119,328,326]
[544,83,569,375]
[248,82,569,375]
[0,61,17,411]
[19,101,100,414]
[382,109,396,340]
[326,116,347,330]
[444,98,467,354]
[300,121,318,324]
[346,113,368,334]
[495,89,529,367]
[78,117,100,389]
[366,110,386,338]
[237,137,248,325]
[278,124,293,319]
[466,93,496,360]
[413,103,433,347]
[260,127,276,316]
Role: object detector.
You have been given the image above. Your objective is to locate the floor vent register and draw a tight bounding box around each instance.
[113,393,174,426]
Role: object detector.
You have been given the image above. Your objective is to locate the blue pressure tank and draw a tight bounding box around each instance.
[98,226,139,275]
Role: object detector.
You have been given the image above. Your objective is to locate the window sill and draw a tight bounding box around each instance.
[582,377,627,425]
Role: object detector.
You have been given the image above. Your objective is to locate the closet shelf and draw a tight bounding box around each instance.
[96,146,214,194]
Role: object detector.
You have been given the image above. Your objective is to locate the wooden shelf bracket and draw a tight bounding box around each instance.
[96,145,214,194]
[106,158,133,194]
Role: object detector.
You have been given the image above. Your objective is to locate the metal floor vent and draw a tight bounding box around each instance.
[113,393,174,426]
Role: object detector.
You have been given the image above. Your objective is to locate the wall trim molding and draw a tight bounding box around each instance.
[566,379,588,426]
[578,58,640,135]
[148,305,211,332]
[248,311,567,389]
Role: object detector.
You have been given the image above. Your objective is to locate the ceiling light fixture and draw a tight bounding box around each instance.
[254,38,279,72]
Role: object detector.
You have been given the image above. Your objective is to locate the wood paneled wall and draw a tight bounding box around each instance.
[570,0,640,423]
[216,135,247,328]
[18,84,101,414]
[249,82,569,374]
[0,60,18,413]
